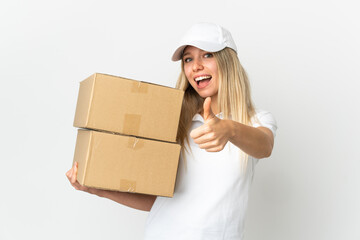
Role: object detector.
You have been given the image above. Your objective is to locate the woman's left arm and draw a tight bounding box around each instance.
[190,97,274,159]
[226,121,274,159]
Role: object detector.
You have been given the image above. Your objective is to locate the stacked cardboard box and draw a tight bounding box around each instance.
[72,73,184,197]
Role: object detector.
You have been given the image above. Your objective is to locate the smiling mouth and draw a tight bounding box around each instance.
[195,75,212,88]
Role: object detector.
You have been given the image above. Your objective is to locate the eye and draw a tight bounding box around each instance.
[204,53,213,58]
[183,57,192,63]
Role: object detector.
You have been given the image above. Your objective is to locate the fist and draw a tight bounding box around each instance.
[190,97,230,152]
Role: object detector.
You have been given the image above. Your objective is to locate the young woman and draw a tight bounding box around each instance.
[66,22,277,240]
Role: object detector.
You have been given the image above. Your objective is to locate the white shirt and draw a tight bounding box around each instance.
[143,110,277,240]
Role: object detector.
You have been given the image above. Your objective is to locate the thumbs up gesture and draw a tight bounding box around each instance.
[190,97,231,152]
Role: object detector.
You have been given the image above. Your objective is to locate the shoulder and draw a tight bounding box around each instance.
[251,109,278,138]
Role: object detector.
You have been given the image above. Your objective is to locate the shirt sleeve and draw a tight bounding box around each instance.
[252,110,278,138]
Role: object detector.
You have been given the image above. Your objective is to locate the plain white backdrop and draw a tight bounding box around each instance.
[1,0,359,239]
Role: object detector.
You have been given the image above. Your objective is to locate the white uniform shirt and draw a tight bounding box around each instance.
[143,110,277,240]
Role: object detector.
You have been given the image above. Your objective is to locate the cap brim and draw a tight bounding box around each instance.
[171,41,226,61]
[171,45,187,61]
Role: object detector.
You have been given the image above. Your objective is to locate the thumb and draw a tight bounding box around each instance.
[203,97,215,121]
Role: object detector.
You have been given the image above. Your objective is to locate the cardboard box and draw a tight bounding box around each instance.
[73,73,184,143]
[73,129,181,197]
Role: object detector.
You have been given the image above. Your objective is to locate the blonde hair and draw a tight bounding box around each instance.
[176,47,256,169]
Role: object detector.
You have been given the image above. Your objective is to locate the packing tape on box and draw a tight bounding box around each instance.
[127,136,144,150]
[131,81,148,93]
[123,114,141,135]
[120,179,137,192]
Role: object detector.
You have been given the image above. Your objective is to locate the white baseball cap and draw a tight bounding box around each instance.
[171,22,237,61]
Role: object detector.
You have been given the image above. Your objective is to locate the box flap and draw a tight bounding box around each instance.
[73,74,96,127]
[73,129,93,185]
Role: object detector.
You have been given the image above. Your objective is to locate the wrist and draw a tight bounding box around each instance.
[88,187,103,197]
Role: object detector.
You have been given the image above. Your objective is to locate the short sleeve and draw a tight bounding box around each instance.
[251,110,278,138]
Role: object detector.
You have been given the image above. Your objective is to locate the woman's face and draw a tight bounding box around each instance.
[182,46,219,99]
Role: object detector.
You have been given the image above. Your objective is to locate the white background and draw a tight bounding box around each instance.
[1,0,359,239]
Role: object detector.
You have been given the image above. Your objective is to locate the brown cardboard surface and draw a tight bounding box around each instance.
[73,73,184,143]
[73,129,181,197]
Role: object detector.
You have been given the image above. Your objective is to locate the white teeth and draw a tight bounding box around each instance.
[195,76,211,81]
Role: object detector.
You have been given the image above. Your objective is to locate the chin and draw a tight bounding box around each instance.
[196,91,217,99]
[199,94,210,99]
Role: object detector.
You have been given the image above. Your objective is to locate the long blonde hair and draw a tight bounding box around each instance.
[176,47,256,168]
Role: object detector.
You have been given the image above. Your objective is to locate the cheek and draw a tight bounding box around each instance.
[210,64,219,78]
[184,66,191,80]
[184,67,194,85]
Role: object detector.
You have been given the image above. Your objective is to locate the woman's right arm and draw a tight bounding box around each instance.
[66,162,157,212]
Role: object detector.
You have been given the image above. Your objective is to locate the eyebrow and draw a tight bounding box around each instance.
[182,52,190,58]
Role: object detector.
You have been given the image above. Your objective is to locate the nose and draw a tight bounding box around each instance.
[192,58,204,72]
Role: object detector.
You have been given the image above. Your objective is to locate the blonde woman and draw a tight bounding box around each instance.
[66,23,277,240]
